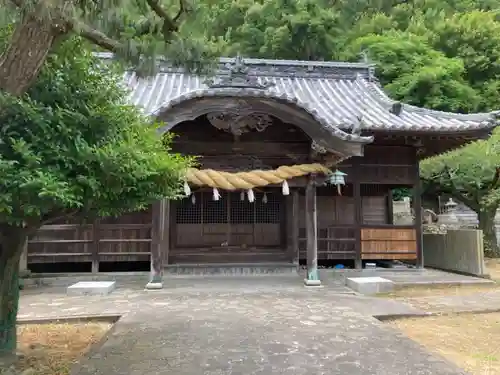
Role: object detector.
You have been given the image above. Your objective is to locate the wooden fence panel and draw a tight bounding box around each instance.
[361,228,417,260]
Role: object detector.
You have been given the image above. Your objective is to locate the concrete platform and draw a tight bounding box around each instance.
[346,276,394,295]
[67,281,116,296]
[323,268,494,289]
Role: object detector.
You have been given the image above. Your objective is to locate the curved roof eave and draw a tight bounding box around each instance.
[358,78,499,131]
[149,87,375,149]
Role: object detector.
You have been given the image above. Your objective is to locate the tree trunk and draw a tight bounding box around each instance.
[0,231,27,357]
[0,14,59,96]
[478,208,499,258]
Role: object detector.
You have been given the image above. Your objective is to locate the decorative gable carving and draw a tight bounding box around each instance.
[205,55,275,90]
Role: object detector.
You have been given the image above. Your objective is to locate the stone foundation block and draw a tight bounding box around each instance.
[67,281,116,296]
[345,276,394,295]
[303,279,322,287]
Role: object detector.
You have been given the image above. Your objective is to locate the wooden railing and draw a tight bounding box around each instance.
[298,226,356,260]
[28,210,152,271]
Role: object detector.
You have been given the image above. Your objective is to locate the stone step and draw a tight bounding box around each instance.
[164,262,298,276]
[169,252,290,264]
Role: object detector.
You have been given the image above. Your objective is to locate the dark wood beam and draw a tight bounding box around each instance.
[413,153,424,269]
[353,157,363,269]
[292,189,300,265]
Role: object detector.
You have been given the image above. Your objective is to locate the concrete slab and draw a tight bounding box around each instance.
[69,290,465,375]
[346,276,394,295]
[67,281,116,296]
[20,275,466,374]
[323,268,494,288]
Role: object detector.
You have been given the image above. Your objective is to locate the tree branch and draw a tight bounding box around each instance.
[145,0,177,31]
[10,0,191,63]
[74,21,121,51]
[173,0,188,23]
[40,209,79,226]
[442,166,478,209]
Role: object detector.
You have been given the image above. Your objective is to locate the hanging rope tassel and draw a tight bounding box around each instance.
[191,194,196,204]
[213,187,221,201]
[240,191,245,201]
[247,189,255,203]
[262,192,268,204]
[183,181,191,196]
[282,180,290,195]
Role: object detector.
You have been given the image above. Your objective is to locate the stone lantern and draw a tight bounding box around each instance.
[438,198,460,226]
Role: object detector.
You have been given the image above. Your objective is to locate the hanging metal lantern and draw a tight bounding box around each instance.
[328,169,347,185]
[328,170,347,195]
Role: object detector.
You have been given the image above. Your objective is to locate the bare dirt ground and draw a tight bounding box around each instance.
[487,258,500,280]
[384,259,500,374]
[13,323,111,375]
[389,313,500,375]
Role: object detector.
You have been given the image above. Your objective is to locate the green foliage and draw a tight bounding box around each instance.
[197,0,500,113]
[0,37,191,227]
[0,0,219,79]
[392,188,412,202]
[420,130,500,210]
[199,0,342,60]
[2,0,500,108]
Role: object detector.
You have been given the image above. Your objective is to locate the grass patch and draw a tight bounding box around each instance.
[389,313,500,375]
[13,322,111,375]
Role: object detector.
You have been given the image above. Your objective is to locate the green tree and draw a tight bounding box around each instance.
[420,128,500,257]
[200,0,342,60]
[0,37,191,355]
[201,0,500,112]
[0,0,212,96]
[340,31,481,112]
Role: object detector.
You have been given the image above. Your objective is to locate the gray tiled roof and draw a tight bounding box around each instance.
[111,54,499,134]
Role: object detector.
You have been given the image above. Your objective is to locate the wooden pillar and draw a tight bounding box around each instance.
[413,167,424,269]
[91,219,100,273]
[162,199,170,265]
[387,188,394,225]
[304,175,321,286]
[292,189,300,265]
[19,240,28,275]
[146,200,164,289]
[353,157,363,269]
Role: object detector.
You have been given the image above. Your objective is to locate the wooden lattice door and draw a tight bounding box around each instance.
[174,189,283,248]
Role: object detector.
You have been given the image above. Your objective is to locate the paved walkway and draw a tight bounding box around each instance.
[19,275,470,375]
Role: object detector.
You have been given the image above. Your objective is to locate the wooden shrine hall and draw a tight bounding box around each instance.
[27,54,499,286]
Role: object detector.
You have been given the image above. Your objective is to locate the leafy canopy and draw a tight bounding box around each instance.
[198,0,500,113]
[0,36,191,231]
[420,130,500,211]
[0,0,218,77]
